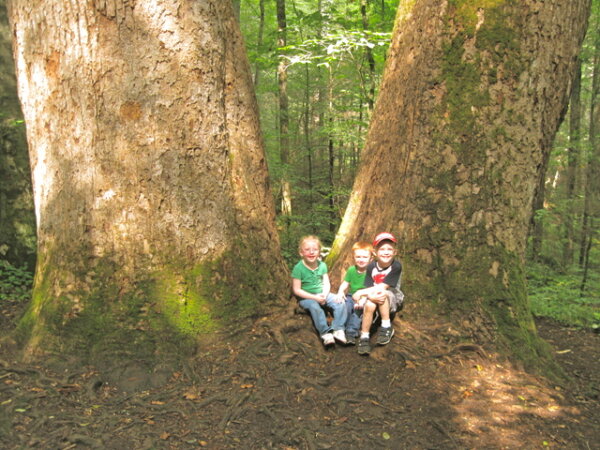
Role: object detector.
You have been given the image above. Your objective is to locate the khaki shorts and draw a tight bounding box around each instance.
[385,289,404,313]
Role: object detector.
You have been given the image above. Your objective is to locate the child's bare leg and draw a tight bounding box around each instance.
[361,301,377,334]
[379,298,390,321]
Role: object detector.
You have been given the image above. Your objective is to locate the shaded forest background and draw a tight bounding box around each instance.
[0,0,599,330]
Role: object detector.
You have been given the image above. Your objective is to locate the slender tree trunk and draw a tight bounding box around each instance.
[580,7,600,269]
[327,66,336,234]
[8,0,288,361]
[360,0,376,112]
[564,61,582,267]
[253,0,265,87]
[329,0,590,373]
[579,223,594,295]
[529,150,548,262]
[304,64,314,222]
[276,0,292,216]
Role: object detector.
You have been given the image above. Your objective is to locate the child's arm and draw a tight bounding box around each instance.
[353,285,389,305]
[352,286,376,301]
[322,273,343,303]
[336,280,349,301]
[368,284,389,304]
[292,278,325,304]
[321,273,331,297]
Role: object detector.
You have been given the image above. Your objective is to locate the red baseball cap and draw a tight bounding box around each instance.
[373,232,397,247]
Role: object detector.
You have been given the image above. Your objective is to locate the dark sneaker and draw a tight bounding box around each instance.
[346,335,358,346]
[357,337,371,355]
[376,326,394,345]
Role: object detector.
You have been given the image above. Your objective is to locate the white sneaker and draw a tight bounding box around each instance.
[333,330,347,344]
[322,333,335,346]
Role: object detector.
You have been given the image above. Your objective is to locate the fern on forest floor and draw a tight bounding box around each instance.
[527,262,600,329]
[0,259,33,303]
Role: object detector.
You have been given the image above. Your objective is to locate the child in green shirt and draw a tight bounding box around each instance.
[336,241,373,344]
[292,235,347,347]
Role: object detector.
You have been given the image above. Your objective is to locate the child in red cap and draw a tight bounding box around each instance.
[352,232,404,355]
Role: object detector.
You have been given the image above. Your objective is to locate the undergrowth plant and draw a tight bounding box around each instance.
[0,259,33,303]
[527,262,600,328]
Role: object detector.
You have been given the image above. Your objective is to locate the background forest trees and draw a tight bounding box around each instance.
[240,0,398,261]
[526,1,600,327]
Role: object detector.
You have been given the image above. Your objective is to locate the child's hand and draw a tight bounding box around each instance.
[367,287,387,304]
[335,293,345,304]
[354,297,366,310]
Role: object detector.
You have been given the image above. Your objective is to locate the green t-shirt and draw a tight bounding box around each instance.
[344,265,366,294]
[292,260,328,294]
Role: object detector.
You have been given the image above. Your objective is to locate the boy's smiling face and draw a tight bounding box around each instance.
[299,239,320,266]
[375,242,396,268]
[353,249,371,271]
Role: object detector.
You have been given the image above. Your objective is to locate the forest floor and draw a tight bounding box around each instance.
[0,298,599,449]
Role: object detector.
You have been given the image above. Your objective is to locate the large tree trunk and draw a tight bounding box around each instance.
[330,0,590,372]
[8,0,288,361]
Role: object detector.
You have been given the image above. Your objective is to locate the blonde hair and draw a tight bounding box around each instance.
[352,241,373,255]
[298,235,322,252]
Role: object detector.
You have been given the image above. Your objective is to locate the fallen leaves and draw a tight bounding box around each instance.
[57,384,81,393]
[183,391,200,400]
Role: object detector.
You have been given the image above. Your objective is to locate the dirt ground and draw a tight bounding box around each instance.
[0,299,599,449]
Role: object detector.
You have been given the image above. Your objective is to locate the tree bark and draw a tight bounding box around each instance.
[8,0,288,361]
[329,0,590,372]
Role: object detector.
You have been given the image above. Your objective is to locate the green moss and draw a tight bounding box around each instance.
[150,266,217,335]
[439,34,490,166]
[439,0,530,166]
[475,2,526,79]
[447,0,507,35]
[14,249,57,347]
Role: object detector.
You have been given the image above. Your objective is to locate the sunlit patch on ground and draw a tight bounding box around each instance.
[448,359,582,447]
